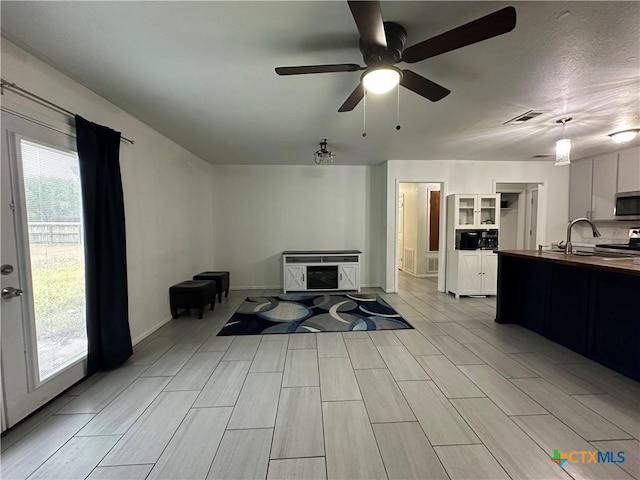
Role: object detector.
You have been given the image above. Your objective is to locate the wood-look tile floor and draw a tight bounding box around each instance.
[2,272,639,479]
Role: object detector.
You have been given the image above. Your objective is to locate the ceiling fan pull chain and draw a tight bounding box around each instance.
[362,88,367,137]
[396,83,401,131]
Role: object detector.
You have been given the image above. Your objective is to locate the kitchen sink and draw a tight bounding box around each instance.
[574,251,636,261]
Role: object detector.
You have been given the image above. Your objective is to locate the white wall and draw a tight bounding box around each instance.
[211,164,385,289]
[2,40,215,343]
[385,160,570,291]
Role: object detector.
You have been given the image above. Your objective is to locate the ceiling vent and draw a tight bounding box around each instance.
[503,110,545,125]
[532,154,553,158]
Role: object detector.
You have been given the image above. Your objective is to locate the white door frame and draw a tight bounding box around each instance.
[393,179,446,293]
[397,193,404,270]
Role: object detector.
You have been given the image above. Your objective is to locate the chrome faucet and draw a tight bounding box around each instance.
[565,217,602,254]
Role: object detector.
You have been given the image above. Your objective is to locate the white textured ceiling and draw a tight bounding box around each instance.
[1,1,639,165]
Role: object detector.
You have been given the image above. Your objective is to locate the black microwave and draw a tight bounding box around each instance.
[456,229,499,250]
[615,191,640,221]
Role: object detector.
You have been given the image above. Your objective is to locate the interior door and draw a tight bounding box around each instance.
[1,113,87,430]
[429,190,440,251]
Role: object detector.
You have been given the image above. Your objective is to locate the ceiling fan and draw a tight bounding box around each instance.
[275,1,516,112]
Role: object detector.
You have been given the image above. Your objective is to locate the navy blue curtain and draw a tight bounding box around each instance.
[75,115,132,374]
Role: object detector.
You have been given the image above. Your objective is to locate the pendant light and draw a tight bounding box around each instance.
[555,117,572,166]
[314,138,335,164]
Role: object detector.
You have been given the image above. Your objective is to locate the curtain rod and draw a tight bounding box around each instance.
[1,78,135,145]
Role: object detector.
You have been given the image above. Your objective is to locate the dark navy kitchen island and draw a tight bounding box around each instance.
[496,250,640,381]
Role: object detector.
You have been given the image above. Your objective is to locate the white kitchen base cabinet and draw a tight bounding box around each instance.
[282,250,361,293]
[446,250,497,298]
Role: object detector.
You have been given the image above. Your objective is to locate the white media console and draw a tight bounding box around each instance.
[282,250,361,293]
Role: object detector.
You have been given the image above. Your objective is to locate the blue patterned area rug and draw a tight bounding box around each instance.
[217,293,413,336]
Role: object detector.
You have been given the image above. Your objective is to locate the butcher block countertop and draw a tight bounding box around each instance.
[497,250,640,276]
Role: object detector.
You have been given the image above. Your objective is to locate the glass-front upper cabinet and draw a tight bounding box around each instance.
[454,195,478,227]
[479,195,499,227]
[451,194,500,229]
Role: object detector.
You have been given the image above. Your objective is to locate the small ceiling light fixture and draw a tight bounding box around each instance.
[555,117,572,166]
[609,128,640,144]
[362,65,402,94]
[314,138,335,165]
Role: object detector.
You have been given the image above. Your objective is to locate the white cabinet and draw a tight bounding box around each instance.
[284,265,306,291]
[282,251,361,293]
[569,159,593,220]
[480,251,498,295]
[570,154,618,221]
[446,250,497,298]
[570,149,640,221]
[338,264,358,290]
[591,153,618,220]
[617,148,640,193]
[456,251,482,296]
[448,194,500,229]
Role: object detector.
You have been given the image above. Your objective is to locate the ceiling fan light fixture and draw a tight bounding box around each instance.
[609,129,639,144]
[362,66,401,94]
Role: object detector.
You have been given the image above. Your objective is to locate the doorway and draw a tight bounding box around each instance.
[495,183,542,250]
[397,183,442,291]
[1,112,88,430]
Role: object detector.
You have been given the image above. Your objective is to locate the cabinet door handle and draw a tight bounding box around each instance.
[302,274,305,281]
[340,273,343,281]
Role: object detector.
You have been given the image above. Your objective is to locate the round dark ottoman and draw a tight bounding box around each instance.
[193,271,230,303]
[169,280,216,319]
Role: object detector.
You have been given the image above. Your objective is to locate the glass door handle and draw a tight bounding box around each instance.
[2,286,23,299]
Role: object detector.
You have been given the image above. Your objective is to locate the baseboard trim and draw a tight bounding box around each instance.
[230,284,383,291]
[401,271,438,278]
[230,285,282,290]
[131,315,172,346]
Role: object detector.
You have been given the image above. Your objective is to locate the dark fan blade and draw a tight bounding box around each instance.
[338,83,365,112]
[348,1,387,48]
[400,70,450,102]
[275,64,362,75]
[402,6,516,63]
